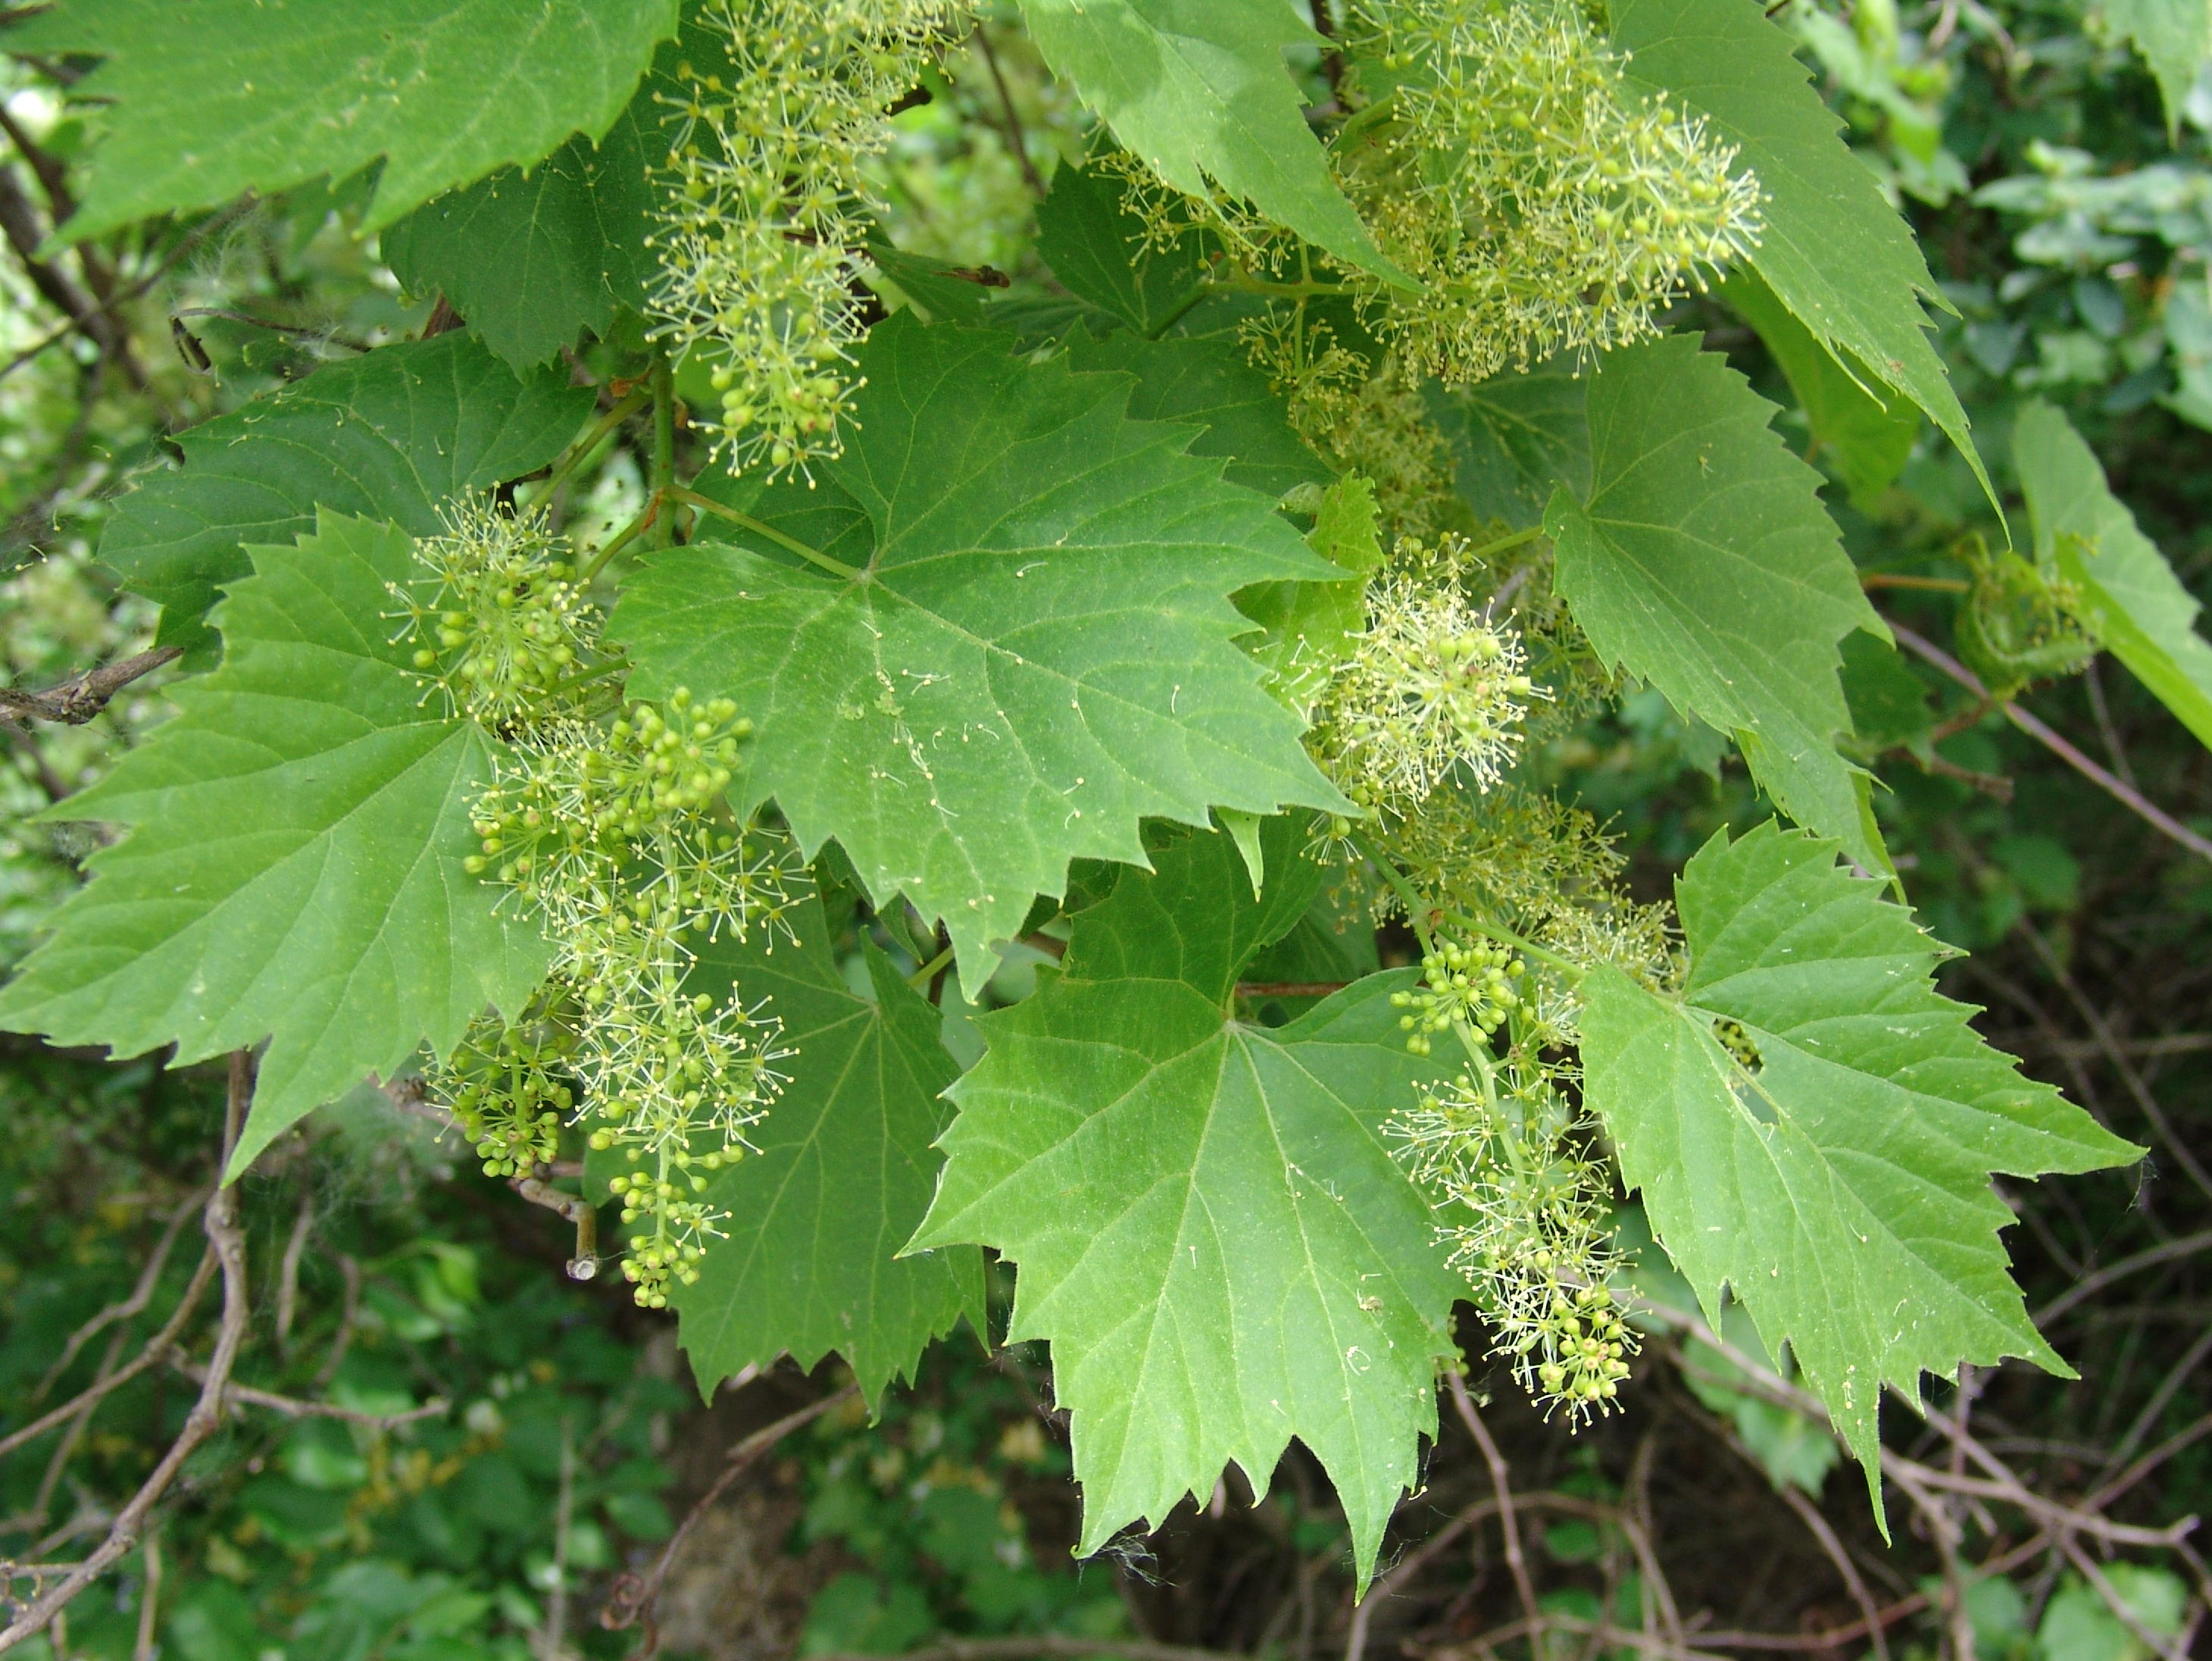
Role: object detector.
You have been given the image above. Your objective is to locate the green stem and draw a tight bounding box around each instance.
[580,499,658,585]
[648,355,677,552]
[671,487,865,582]
[1465,524,1546,566]
[540,656,629,702]
[907,943,956,991]
[1217,274,1358,300]
[1347,824,1436,960]
[1439,907,1583,981]
[542,389,650,499]
[1145,277,1217,340]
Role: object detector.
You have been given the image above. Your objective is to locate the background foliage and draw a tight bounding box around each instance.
[0,4,2205,1661]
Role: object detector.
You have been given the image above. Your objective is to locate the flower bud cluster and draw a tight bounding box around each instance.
[1392,937,1524,1056]
[648,1,974,477]
[1311,556,1545,810]
[1392,1069,1637,1422]
[1335,0,1765,383]
[432,1016,576,1179]
[391,500,598,728]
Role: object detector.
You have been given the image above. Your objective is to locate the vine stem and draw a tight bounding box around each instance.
[542,388,650,501]
[1463,524,1546,566]
[648,354,676,552]
[907,943,956,990]
[670,486,866,581]
[1440,906,1582,981]
[1346,824,1436,959]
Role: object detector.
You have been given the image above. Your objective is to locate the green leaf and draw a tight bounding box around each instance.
[1017,0,1401,284]
[666,900,985,1407]
[909,820,1459,1587]
[0,514,551,1176]
[1607,0,1989,505]
[1580,822,2139,1505]
[1236,473,1383,711]
[19,0,680,240]
[1429,360,1590,533]
[1543,335,1889,871]
[1838,630,1934,760]
[1724,267,1920,507]
[2102,0,2210,132]
[2014,399,2212,752]
[1034,161,1213,336]
[864,242,1001,327]
[100,334,593,658]
[1062,327,1333,500]
[381,101,654,370]
[612,317,1350,1002]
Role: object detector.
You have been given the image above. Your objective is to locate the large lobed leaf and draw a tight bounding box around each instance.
[1580,822,2139,1502]
[666,899,986,1408]
[1545,335,1889,871]
[0,515,551,1176]
[911,819,1461,1587]
[1607,0,1987,502]
[18,0,678,240]
[382,99,655,371]
[100,334,592,658]
[2014,399,2212,753]
[1017,0,1398,283]
[614,317,1349,1001]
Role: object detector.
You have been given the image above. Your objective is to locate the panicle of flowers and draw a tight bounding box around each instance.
[648,0,975,477]
[1392,935,1525,1056]
[1311,544,1548,812]
[1392,1065,1638,1422]
[430,683,803,1306]
[389,498,598,729]
[1334,0,1764,383]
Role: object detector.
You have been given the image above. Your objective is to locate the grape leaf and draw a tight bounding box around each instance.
[865,242,1001,327]
[1017,0,1401,284]
[1062,328,1332,500]
[1724,267,1920,508]
[0,514,551,1177]
[666,900,986,1407]
[18,0,679,241]
[1580,822,2139,1503]
[2014,399,2212,752]
[1429,360,1591,533]
[909,820,1460,1586]
[1034,161,1213,337]
[1607,0,1989,505]
[1544,335,1889,872]
[381,101,654,370]
[100,334,592,658]
[2102,0,2209,131]
[1236,474,1384,712]
[612,317,1351,1003]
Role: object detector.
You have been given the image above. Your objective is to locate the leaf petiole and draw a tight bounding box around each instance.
[1346,824,1436,960]
[541,388,650,500]
[670,488,866,582]
[906,943,956,990]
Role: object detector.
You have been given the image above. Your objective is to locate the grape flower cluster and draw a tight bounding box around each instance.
[390,499,598,728]
[468,693,802,1306]
[648,0,975,477]
[1311,552,1545,812]
[1392,937,1525,1056]
[1334,0,1765,383]
[401,506,803,1306]
[1392,1067,1638,1421]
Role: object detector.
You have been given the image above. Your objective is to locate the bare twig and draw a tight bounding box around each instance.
[2026,1229,2212,1335]
[1443,1372,1541,1640]
[2014,919,2212,1207]
[310,1254,362,1394]
[0,648,180,727]
[33,1190,201,1403]
[161,1351,447,1429]
[129,1533,158,1661]
[599,1383,861,1641]
[273,1187,313,1353]
[0,1051,257,1650]
[1889,623,2212,866]
[970,25,1047,199]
